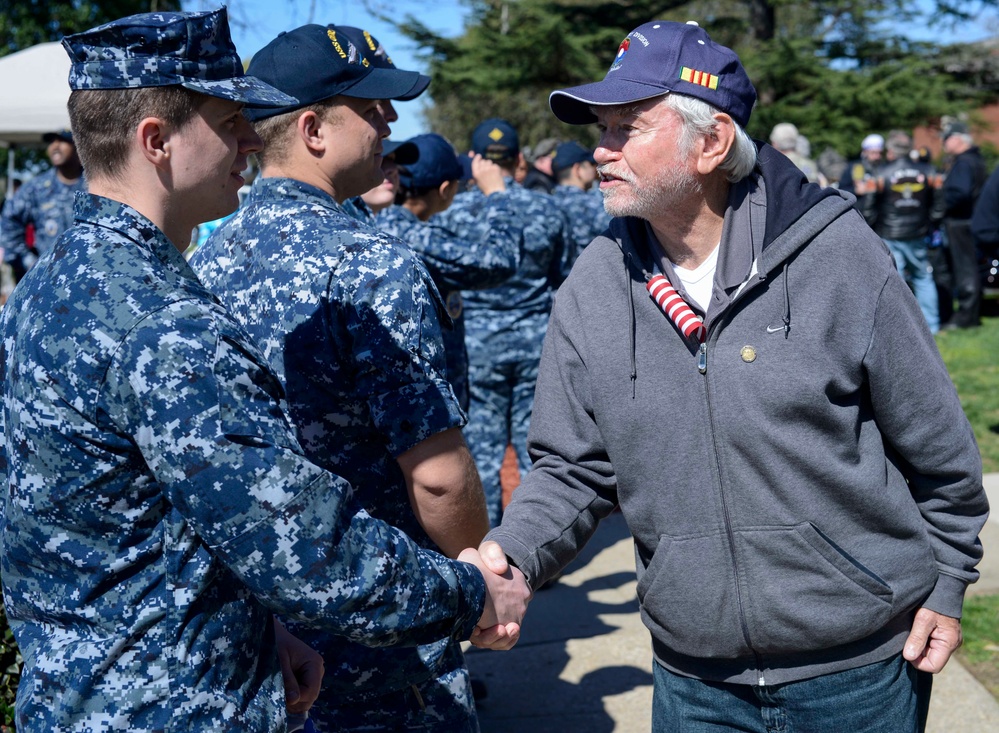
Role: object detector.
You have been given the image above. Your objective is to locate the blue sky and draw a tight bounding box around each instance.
[182,0,469,140]
[182,1,997,141]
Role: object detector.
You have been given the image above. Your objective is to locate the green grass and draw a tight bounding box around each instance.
[956,593,999,698]
[935,315,999,473]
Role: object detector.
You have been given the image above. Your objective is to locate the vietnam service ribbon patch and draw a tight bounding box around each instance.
[679,67,719,90]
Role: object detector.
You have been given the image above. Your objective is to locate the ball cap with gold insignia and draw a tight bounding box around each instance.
[244,23,426,121]
[549,20,757,129]
[336,26,431,101]
[62,8,297,109]
[470,118,519,161]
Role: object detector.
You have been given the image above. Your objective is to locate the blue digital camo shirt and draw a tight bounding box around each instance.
[375,201,520,410]
[552,184,611,258]
[0,167,85,267]
[0,193,484,732]
[435,178,574,340]
[190,177,469,701]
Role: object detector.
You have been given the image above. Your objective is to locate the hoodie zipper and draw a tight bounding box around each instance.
[699,328,767,687]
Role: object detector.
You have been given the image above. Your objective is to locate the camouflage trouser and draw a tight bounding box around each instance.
[309,642,478,732]
[463,330,543,526]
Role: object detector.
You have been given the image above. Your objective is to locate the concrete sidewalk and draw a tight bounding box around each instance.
[466,476,999,732]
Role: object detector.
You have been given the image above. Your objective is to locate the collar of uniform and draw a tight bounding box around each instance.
[72,192,194,279]
[378,204,420,223]
[248,175,342,211]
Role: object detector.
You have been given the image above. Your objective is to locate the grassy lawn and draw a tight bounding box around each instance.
[956,593,999,698]
[935,313,999,473]
[936,307,999,699]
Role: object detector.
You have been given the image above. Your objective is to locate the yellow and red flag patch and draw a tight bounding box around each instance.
[680,67,719,90]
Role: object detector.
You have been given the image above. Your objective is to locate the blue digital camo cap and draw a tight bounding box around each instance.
[549,21,757,129]
[398,134,462,189]
[244,24,425,121]
[337,26,430,101]
[62,8,297,109]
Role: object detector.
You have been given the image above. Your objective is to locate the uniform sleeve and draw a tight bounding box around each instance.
[864,273,989,617]
[101,299,485,646]
[335,243,466,456]
[549,205,576,286]
[0,185,31,264]
[486,291,619,588]
[413,196,520,291]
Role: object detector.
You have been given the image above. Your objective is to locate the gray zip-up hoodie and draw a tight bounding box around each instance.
[486,145,988,686]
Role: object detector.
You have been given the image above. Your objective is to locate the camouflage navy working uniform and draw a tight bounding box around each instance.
[0,192,485,733]
[191,177,480,732]
[342,195,373,222]
[376,200,520,411]
[0,9,485,732]
[1,166,85,275]
[552,183,611,260]
[436,179,573,525]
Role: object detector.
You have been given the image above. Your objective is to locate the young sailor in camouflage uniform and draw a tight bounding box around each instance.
[0,10,528,732]
[551,140,612,258]
[376,133,520,410]
[190,24,525,733]
[436,118,573,526]
[0,129,85,280]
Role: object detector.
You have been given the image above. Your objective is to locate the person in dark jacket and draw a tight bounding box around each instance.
[477,20,987,733]
[838,133,883,226]
[972,164,999,259]
[520,137,559,193]
[940,120,988,328]
[873,130,940,332]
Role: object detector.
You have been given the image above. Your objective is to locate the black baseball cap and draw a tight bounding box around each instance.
[470,118,519,161]
[245,24,425,121]
[336,26,430,101]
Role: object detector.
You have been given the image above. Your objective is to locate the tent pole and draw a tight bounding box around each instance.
[5,144,14,197]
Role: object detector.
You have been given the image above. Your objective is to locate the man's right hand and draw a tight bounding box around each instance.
[458,544,532,650]
[471,154,507,196]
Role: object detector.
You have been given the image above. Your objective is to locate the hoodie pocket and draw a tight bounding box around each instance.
[737,523,894,654]
[636,531,750,658]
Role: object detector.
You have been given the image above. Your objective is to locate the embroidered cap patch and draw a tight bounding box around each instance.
[679,66,718,90]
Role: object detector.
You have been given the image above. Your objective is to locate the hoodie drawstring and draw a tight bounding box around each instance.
[780,261,791,339]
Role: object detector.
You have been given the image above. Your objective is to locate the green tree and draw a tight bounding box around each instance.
[0,0,181,53]
[384,0,998,155]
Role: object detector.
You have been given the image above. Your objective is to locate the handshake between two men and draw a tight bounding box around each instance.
[459,541,533,651]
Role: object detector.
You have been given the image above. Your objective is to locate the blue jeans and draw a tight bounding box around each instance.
[652,654,928,733]
[884,238,940,333]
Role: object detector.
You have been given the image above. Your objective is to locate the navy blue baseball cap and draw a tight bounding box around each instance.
[552,141,595,173]
[398,134,462,188]
[43,129,74,144]
[337,26,430,101]
[549,21,757,129]
[245,24,426,121]
[470,118,520,161]
[62,8,297,109]
[384,139,419,166]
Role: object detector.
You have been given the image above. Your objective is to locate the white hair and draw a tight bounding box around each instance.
[662,93,758,182]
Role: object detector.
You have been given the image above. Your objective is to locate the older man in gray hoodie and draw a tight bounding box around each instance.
[480,20,988,733]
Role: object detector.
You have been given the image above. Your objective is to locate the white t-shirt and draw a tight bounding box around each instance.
[674,243,720,312]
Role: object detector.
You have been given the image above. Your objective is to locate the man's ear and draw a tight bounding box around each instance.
[696,113,736,175]
[297,110,326,155]
[136,116,169,167]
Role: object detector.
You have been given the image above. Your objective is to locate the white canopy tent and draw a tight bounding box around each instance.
[0,42,72,187]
